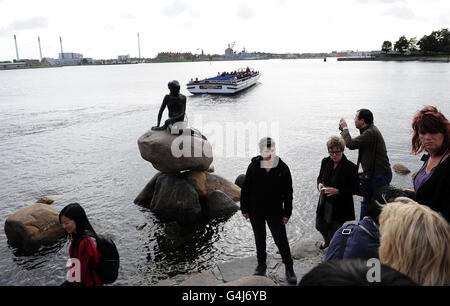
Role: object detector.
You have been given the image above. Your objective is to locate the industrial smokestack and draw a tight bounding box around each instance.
[38,36,43,61]
[59,36,64,59]
[14,34,19,60]
[137,32,141,59]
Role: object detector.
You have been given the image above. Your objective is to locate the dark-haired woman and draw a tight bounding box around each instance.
[406,106,450,223]
[59,203,102,286]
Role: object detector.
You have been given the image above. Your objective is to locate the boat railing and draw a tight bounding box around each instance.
[188,71,258,85]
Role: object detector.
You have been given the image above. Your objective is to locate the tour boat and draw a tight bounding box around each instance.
[186,68,260,94]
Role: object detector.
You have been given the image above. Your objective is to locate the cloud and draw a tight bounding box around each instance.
[438,13,450,25]
[104,24,115,31]
[237,4,254,19]
[121,14,136,20]
[7,16,49,31]
[383,5,416,19]
[163,0,188,17]
[357,0,405,3]
[0,16,49,36]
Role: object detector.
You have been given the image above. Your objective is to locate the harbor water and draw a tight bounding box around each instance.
[0,58,449,285]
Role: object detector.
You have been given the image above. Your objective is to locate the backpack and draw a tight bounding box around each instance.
[83,233,120,284]
[338,220,379,259]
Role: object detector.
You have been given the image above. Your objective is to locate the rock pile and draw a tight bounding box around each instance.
[136,129,241,226]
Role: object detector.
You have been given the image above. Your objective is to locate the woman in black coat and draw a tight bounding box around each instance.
[316,136,359,249]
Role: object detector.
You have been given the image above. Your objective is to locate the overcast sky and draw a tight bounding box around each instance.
[0,0,449,60]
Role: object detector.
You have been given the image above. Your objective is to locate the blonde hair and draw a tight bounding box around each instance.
[379,200,450,286]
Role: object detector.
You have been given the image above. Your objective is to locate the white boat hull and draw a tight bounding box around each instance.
[187,74,260,95]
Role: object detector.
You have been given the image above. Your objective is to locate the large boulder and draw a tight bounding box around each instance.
[393,163,411,175]
[204,190,239,218]
[205,173,241,202]
[150,173,202,226]
[138,129,213,173]
[183,171,241,202]
[134,172,163,207]
[4,203,65,253]
[183,170,208,196]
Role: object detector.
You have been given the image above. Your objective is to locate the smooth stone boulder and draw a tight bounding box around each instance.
[36,195,60,205]
[4,203,65,252]
[183,170,208,196]
[134,172,163,207]
[204,190,239,218]
[218,275,278,286]
[138,129,213,173]
[234,174,246,188]
[179,271,223,286]
[205,173,241,202]
[290,239,322,259]
[184,171,241,202]
[150,173,202,226]
[393,163,411,175]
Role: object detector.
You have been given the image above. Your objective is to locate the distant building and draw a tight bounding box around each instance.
[58,52,83,65]
[118,55,130,63]
[0,62,26,69]
[155,52,194,60]
[42,57,61,66]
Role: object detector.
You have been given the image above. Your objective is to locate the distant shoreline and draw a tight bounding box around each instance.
[2,55,449,71]
[338,56,450,62]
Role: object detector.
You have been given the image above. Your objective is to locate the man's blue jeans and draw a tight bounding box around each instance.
[360,172,392,220]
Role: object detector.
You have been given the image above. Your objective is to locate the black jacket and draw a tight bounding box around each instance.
[317,154,359,222]
[240,156,293,218]
[414,154,450,223]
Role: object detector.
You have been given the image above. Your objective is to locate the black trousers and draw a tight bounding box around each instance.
[249,214,293,267]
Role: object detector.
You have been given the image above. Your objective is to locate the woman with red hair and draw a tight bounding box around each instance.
[407,105,450,223]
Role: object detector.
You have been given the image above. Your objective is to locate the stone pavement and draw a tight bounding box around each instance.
[155,234,326,286]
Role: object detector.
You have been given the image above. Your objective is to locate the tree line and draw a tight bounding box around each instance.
[381,28,450,55]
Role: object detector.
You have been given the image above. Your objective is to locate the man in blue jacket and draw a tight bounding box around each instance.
[241,137,297,285]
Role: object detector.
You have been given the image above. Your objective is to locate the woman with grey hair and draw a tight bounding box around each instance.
[316,136,359,249]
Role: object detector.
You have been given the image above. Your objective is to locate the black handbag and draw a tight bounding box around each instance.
[316,193,334,224]
[358,173,372,198]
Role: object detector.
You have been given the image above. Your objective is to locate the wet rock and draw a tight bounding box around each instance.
[217,275,278,286]
[179,271,223,286]
[136,223,147,231]
[183,170,208,196]
[234,174,246,188]
[150,173,202,226]
[134,172,163,207]
[393,164,411,175]
[205,173,241,202]
[137,129,213,173]
[291,239,322,259]
[183,171,241,202]
[36,195,60,205]
[204,190,239,218]
[217,256,259,283]
[4,203,65,253]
